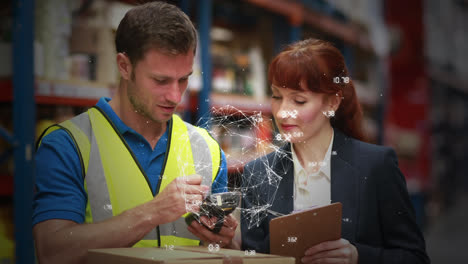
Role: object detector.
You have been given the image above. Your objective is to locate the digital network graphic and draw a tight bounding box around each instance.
[178,75,347,231]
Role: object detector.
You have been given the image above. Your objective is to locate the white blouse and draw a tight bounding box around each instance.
[291,131,334,211]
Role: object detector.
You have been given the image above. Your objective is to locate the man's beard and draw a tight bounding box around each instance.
[127,83,157,123]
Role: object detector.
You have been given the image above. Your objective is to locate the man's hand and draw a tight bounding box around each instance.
[152,175,209,224]
[301,238,358,264]
[187,214,238,248]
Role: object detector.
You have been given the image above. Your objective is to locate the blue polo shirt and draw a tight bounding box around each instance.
[33,97,228,226]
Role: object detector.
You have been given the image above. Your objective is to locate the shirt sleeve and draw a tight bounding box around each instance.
[211,149,228,194]
[33,129,87,226]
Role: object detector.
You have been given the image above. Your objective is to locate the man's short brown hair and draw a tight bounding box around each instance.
[115,1,197,65]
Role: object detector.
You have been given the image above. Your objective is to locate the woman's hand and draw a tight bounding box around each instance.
[302,238,358,264]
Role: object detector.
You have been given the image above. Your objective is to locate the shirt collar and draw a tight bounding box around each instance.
[291,129,334,180]
[96,97,132,134]
[95,97,170,137]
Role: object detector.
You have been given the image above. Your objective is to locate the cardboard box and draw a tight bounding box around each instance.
[69,25,99,55]
[87,246,295,264]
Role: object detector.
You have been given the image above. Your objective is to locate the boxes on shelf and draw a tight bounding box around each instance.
[68,53,96,81]
[69,25,100,55]
[36,79,112,100]
[69,24,117,84]
[210,41,266,100]
[35,0,72,80]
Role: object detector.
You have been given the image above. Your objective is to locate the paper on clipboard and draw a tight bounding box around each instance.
[269,202,342,264]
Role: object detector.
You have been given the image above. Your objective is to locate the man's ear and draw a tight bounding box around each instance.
[116,53,132,80]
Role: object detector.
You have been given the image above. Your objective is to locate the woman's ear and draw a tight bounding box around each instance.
[329,90,342,111]
[116,53,133,81]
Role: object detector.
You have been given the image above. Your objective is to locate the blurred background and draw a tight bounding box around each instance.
[0,0,467,263]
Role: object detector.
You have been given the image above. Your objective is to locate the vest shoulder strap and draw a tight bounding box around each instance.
[36,112,92,179]
[170,115,221,186]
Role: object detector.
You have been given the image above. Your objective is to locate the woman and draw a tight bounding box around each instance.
[240,39,429,264]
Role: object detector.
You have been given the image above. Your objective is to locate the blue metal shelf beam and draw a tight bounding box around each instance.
[290,25,302,42]
[13,0,36,263]
[197,0,213,128]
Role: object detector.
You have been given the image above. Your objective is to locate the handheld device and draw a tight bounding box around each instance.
[185,191,241,233]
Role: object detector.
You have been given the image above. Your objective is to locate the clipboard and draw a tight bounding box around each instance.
[269,202,342,264]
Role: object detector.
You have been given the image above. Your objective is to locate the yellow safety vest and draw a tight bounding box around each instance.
[38,106,221,247]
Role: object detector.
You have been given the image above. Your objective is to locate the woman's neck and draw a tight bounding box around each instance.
[292,125,334,172]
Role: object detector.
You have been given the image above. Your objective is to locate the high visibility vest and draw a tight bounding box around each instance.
[38,106,221,247]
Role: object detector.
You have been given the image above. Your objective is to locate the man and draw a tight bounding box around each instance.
[33,2,237,263]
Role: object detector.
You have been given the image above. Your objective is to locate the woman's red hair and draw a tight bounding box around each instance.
[268,38,367,142]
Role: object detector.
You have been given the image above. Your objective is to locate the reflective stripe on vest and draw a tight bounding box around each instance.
[38,107,221,247]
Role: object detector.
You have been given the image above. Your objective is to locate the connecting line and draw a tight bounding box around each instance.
[194,105,298,229]
[267,209,285,217]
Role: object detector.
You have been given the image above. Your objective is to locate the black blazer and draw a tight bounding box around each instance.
[240,129,429,264]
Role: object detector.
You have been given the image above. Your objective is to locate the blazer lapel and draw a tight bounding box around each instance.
[265,134,358,241]
[330,130,358,242]
[269,143,294,215]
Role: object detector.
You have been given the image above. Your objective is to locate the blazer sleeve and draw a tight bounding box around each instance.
[240,161,270,253]
[355,148,430,264]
